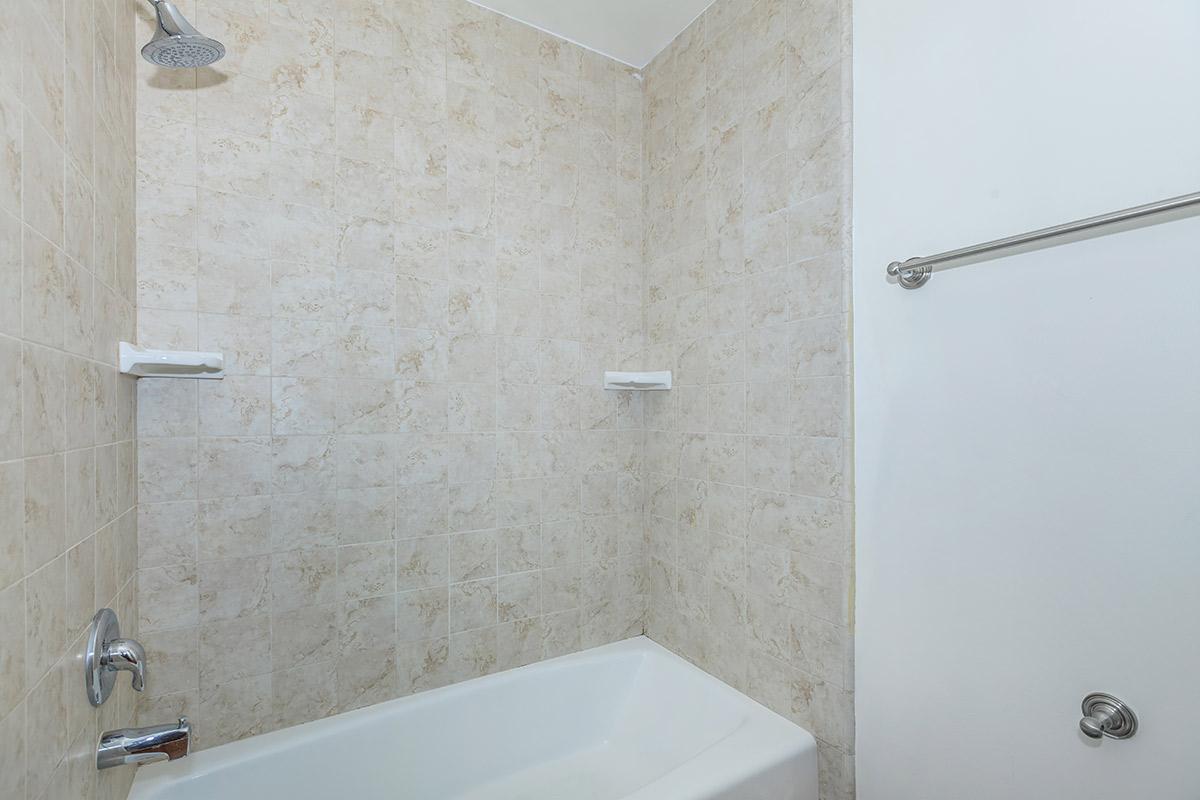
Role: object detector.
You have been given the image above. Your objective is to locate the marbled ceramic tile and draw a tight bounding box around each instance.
[642,0,855,796]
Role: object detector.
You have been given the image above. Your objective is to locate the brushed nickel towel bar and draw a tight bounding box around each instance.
[887,190,1200,289]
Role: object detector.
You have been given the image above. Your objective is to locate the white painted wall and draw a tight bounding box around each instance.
[853,2,1200,798]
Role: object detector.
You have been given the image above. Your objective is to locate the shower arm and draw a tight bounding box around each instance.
[142,0,200,38]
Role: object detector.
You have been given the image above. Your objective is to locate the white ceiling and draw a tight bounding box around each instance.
[470,0,716,69]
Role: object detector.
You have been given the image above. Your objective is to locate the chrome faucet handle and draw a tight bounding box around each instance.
[102,637,146,692]
[1079,693,1137,740]
[97,717,191,769]
[86,609,148,706]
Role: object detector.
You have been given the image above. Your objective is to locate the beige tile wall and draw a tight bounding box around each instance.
[0,0,141,799]
[640,0,855,797]
[132,0,647,749]
[131,0,858,792]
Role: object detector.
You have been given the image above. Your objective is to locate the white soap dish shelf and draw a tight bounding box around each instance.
[119,342,224,379]
[603,371,672,391]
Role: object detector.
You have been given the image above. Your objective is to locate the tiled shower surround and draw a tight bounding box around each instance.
[133,0,648,749]
[0,0,141,799]
[641,0,855,797]
[132,0,854,797]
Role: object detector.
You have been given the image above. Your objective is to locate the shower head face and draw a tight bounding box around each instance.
[142,1,226,69]
[142,36,225,68]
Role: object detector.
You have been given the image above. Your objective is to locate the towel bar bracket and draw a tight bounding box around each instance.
[891,258,932,289]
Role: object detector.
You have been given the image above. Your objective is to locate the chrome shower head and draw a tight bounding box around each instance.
[141,0,225,69]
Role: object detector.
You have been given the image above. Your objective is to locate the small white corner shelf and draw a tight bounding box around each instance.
[119,342,224,379]
[603,371,672,391]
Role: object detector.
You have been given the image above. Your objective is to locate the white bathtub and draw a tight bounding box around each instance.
[128,637,818,800]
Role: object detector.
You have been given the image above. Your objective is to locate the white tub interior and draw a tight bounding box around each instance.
[129,637,816,800]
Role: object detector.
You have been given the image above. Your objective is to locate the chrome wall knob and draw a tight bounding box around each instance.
[1079,707,1115,739]
[1079,693,1137,740]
